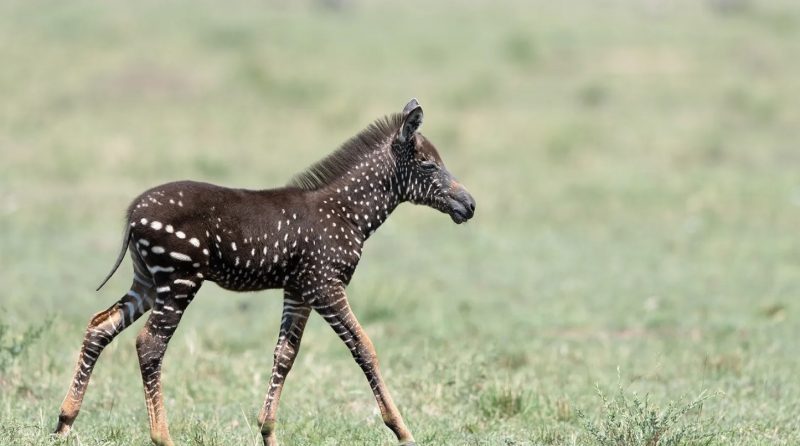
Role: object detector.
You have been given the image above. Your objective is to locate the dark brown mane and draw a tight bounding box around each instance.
[288,113,403,191]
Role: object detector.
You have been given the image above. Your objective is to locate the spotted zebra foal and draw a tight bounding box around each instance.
[54,99,475,446]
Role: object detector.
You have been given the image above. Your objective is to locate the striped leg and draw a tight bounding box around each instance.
[136,274,201,446]
[312,286,415,446]
[55,268,155,436]
[258,291,311,446]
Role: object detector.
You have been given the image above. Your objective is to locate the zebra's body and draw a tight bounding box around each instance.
[54,99,475,446]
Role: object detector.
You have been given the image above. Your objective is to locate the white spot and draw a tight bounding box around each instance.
[148,265,174,274]
[140,218,148,225]
[150,221,163,230]
[189,238,200,247]
[151,246,165,254]
[165,225,174,233]
[231,242,237,251]
[169,252,192,262]
[176,231,186,239]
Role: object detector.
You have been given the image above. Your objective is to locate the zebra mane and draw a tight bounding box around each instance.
[289,113,403,191]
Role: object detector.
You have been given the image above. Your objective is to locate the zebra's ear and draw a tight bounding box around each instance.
[398,98,423,145]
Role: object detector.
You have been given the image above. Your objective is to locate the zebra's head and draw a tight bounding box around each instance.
[393,99,476,224]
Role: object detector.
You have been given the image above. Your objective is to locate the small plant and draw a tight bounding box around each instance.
[187,419,224,446]
[578,374,719,446]
[0,313,52,377]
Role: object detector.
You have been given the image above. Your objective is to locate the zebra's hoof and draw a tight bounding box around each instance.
[53,422,71,436]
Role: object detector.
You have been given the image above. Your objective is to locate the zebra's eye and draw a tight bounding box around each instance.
[420,161,437,171]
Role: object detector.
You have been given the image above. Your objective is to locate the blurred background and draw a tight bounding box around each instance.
[1,0,799,444]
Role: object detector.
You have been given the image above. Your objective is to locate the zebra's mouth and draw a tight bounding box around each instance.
[446,190,475,224]
[450,208,471,224]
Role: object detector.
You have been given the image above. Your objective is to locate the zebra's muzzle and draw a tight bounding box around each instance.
[446,187,475,224]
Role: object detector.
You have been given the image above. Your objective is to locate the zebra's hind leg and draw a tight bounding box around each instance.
[136,273,201,446]
[55,265,155,436]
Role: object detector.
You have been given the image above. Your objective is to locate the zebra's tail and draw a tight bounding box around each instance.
[96,223,132,291]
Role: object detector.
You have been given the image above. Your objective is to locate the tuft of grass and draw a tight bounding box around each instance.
[0,313,52,378]
[186,419,225,446]
[578,377,720,446]
[478,382,535,420]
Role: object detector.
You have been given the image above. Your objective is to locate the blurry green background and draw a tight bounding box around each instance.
[1,0,799,444]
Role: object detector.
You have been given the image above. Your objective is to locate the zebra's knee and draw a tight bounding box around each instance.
[279,344,300,368]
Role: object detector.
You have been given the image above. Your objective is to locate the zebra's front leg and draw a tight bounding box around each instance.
[258,291,311,446]
[55,269,155,436]
[313,286,416,446]
[136,274,201,446]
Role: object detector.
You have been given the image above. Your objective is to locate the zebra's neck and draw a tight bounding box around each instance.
[312,147,402,242]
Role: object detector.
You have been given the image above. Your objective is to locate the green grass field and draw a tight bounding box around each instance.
[2,1,799,444]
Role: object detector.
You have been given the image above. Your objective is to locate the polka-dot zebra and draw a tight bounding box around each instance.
[54,99,476,446]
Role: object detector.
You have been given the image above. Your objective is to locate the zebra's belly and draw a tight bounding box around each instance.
[207,266,289,292]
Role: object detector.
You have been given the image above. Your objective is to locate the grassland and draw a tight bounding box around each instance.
[1,1,799,444]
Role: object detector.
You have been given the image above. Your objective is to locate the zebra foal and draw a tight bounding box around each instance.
[54,99,475,445]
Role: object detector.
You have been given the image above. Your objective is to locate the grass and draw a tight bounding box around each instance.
[578,373,719,446]
[1,0,800,444]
